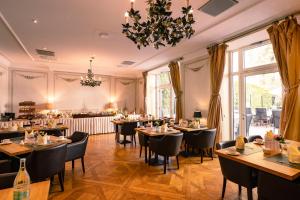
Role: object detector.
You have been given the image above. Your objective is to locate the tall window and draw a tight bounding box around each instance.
[146,68,175,118]
[228,41,282,139]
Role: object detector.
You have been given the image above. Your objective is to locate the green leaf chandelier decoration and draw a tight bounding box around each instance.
[122,0,195,49]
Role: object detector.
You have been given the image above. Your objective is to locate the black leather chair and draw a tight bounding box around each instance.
[148,133,183,174]
[216,138,248,150]
[247,135,263,142]
[45,129,63,137]
[26,143,67,191]
[271,109,281,131]
[0,131,24,141]
[118,122,138,147]
[187,129,216,163]
[0,160,17,189]
[66,132,89,173]
[0,172,17,189]
[138,132,148,163]
[255,108,268,125]
[258,171,300,200]
[217,140,257,200]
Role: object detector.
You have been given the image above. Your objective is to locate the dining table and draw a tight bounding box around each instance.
[0,125,69,141]
[0,135,72,157]
[112,118,163,143]
[136,127,181,165]
[0,180,50,200]
[172,125,208,133]
[216,141,300,181]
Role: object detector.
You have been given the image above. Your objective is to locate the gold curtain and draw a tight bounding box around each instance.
[169,61,183,122]
[207,44,228,144]
[267,17,300,141]
[142,71,148,114]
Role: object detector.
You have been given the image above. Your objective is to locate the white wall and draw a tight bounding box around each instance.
[183,57,211,119]
[0,66,9,113]
[6,68,141,115]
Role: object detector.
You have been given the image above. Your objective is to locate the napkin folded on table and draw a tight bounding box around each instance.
[287,145,300,164]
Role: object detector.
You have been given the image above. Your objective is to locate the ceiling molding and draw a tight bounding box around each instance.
[0,11,35,62]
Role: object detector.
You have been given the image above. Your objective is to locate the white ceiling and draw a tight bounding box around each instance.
[0,0,299,77]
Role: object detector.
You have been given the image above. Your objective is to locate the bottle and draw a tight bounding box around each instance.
[13,158,30,200]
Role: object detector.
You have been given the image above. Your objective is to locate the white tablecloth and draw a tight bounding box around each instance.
[0,116,117,136]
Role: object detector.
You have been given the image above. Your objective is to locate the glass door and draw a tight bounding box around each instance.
[230,42,281,139]
[245,72,282,137]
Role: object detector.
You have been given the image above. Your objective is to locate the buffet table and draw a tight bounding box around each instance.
[0,116,117,136]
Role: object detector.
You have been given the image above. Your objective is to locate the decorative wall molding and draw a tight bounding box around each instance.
[16,72,45,80]
[187,65,206,72]
[11,70,48,113]
[56,75,79,83]
[0,72,3,76]
[119,79,136,86]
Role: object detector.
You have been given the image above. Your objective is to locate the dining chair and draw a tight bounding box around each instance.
[216,138,248,150]
[45,129,63,137]
[255,108,268,125]
[187,129,216,163]
[148,133,183,174]
[0,159,17,189]
[118,122,138,147]
[247,135,263,142]
[138,132,148,163]
[66,131,89,173]
[217,140,257,200]
[26,143,67,191]
[271,109,281,131]
[257,171,300,200]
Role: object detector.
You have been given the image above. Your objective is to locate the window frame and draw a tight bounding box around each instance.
[228,41,279,139]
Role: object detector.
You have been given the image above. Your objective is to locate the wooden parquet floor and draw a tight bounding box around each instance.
[48,134,257,200]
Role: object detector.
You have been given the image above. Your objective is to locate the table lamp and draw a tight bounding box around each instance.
[193,111,202,122]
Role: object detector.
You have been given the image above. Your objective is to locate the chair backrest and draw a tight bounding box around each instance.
[272,110,281,129]
[216,138,248,150]
[218,156,257,188]
[255,108,267,119]
[119,122,138,136]
[258,171,300,199]
[46,129,63,137]
[26,143,67,181]
[69,131,89,143]
[188,129,216,149]
[0,172,17,189]
[216,140,235,150]
[138,132,146,146]
[0,131,24,141]
[150,133,183,156]
[246,114,253,134]
[247,135,263,142]
[67,131,89,160]
[0,160,12,174]
[246,107,252,115]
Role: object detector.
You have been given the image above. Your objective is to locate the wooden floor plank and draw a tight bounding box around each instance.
[49,134,257,200]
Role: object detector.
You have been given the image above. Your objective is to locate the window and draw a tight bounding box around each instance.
[146,68,175,118]
[228,41,282,139]
[243,43,276,68]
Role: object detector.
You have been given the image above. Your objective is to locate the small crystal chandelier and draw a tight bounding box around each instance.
[122,0,195,49]
[80,58,101,87]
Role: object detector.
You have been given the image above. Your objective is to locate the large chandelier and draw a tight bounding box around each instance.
[122,0,195,49]
[80,58,102,87]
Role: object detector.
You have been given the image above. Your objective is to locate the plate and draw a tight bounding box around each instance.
[0,141,12,145]
[226,151,240,156]
[253,141,264,145]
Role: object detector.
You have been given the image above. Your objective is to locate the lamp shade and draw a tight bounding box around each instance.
[193,111,202,118]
